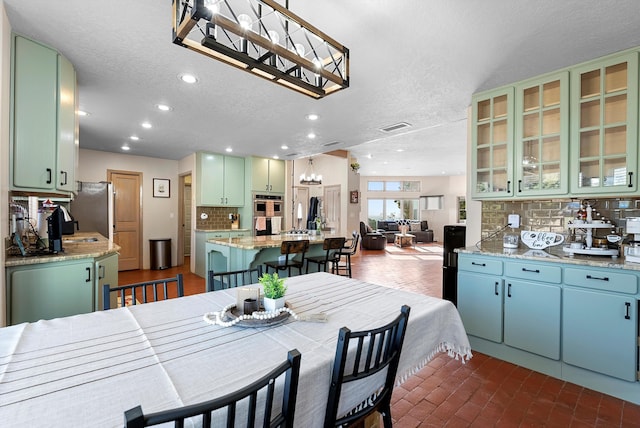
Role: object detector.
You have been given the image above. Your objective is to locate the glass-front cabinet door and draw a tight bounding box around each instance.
[471,87,514,199]
[514,72,569,196]
[570,52,638,195]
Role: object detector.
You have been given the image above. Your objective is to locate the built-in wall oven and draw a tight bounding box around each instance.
[253,194,283,236]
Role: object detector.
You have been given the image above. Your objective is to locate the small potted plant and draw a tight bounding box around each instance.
[350,162,360,173]
[259,272,287,312]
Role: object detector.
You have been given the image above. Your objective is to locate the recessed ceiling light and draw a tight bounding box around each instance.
[307,133,316,139]
[273,155,279,159]
[281,145,289,150]
[366,154,373,159]
[225,147,233,153]
[179,74,198,84]
[156,104,172,111]
[396,148,404,152]
[78,110,89,116]
[121,145,130,151]
[306,114,319,121]
[130,135,140,141]
[141,122,152,129]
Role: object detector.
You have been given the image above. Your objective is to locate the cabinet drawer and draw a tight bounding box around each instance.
[564,267,638,294]
[458,256,503,275]
[505,261,561,283]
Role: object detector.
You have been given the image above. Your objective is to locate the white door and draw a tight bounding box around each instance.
[323,185,341,232]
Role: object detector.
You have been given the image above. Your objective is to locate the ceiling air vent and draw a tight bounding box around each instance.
[380,122,412,133]
[285,152,299,157]
[323,141,341,147]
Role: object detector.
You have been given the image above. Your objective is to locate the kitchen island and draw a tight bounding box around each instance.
[455,243,639,404]
[5,232,120,325]
[205,233,331,289]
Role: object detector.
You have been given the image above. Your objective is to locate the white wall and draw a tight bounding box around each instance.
[78,149,180,269]
[359,174,467,242]
[0,1,11,326]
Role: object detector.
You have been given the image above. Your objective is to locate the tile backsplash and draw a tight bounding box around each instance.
[196,206,240,229]
[481,197,640,239]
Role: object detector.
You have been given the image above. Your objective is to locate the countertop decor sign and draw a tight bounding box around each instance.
[172,0,349,99]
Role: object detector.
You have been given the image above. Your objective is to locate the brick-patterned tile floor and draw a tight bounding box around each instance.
[120,243,640,427]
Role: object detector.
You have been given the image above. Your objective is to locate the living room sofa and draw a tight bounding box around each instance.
[360,222,386,250]
[376,220,434,243]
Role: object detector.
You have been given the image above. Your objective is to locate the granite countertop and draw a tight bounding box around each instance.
[195,229,250,233]
[207,233,328,250]
[5,232,120,267]
[456,242,640,271]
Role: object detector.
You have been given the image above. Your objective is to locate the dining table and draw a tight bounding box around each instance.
[0,272,472,427]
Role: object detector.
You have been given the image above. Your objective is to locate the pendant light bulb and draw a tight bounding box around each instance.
[295,43,306,57]
[204,0,219,14]
[268,30,280,45]
[237,14,252,31]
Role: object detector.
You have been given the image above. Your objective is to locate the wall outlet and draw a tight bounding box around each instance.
[508,214,520,228]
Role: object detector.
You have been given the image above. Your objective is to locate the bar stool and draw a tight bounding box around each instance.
[332,232,360,278]
[306,237,346,274]
[264,240,310,277]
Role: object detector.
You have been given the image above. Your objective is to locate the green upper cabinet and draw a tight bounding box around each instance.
[10,34,77,194]
[471,87,514,199]
[196,152,245,206]
[251,157,285,194]
[57,54,77,193]
[514,72,569,196]
[570,52,639,195]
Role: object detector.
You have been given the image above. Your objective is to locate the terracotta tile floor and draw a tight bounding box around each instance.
[119,243,640,427]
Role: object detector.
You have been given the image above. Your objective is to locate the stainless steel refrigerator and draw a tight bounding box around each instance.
[442,225,466,306]
[69,182,114,240]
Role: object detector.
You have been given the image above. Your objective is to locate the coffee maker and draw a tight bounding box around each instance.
[47,207,64,253]
[624,217,640,263]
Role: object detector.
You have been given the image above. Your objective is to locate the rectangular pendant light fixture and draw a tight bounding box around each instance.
[172,0,350,99]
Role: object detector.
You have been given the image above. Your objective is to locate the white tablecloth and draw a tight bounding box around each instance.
[0,272,471,427]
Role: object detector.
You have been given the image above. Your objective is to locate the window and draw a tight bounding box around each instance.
[367,198,419,224]
[421,195,444,210]
[367,180,420,192]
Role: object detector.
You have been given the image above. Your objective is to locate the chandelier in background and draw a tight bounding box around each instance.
[173,0,349,99]
[300,158,322,185]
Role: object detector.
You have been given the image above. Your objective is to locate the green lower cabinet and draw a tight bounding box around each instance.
[457,272,504,343]
[95,253,119,311]
[504,280,561,360]
[563,287,637,382]
[8,260,94,324]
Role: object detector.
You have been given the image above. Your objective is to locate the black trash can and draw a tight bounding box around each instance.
[150,238,171,270]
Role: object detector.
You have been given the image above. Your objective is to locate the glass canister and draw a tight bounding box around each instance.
[503,232,519,248]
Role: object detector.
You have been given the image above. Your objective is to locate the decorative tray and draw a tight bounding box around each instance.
[223,304,290,328]
[203,303,294,328]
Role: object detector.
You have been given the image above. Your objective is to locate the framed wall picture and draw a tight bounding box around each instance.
[153,178,170,198]
[350,190,359,204]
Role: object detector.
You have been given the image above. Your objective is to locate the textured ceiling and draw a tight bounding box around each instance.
[5,0,640,176]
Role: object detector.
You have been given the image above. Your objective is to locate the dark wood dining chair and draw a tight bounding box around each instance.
[124,349,302,428]
[331,232,360,278]
[208,266,263,292]
[264,240,310,277]
[323,305,411,428]
[102,274,184,310]
[306,237,346,274]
